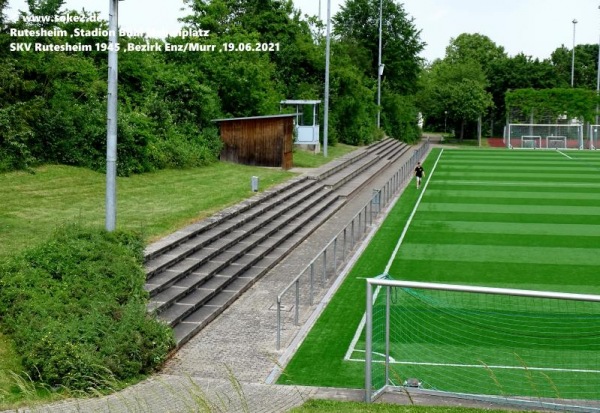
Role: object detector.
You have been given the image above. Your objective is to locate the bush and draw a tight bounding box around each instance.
[0,224,175,390]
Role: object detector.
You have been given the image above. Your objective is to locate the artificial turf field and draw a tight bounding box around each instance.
[279,148,600,402]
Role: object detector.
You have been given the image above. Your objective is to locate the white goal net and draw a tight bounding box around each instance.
[506,124,583,149]
[365,277,600,412]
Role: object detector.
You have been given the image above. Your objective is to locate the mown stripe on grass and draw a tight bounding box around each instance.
[423,195,600,208]
[419,202,600,216]
[434,171,600,181]
[425,190,600,201]
[391,260,599,293]
[411,220,600,237]
[439,162,589,174]
[431,180,600,189]
[404,231,600,249]
[395,244,600,266]
[417,211,600,225]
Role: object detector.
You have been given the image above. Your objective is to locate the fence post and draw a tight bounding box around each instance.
[358,210,362,236]
[294,280,300,326]
[323,249,328,281]
[343,228,347,261]
[276,297,282,350]
[333,238,338,275]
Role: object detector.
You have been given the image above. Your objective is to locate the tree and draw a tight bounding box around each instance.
[551,44,599,90]
[333,0,424,94]
[445,33,506,74]
[327,41,379,146]
[0,0,8,25]
[487,54,559,132]
[418,60,493,139]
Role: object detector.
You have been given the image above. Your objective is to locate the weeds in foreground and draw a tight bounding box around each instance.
[480,361,505,397]
[389,367,415,405]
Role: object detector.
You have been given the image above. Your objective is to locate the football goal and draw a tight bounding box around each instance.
[365,276,600,411]
[546,136,567,149]
[590,125,600,150]
[521,135,541,149]
[506,124,583,149]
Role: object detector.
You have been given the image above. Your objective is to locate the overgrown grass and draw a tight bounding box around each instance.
[293,143,359,168]
[0,225,175,409]
[0,162,297,260]
[0,149,361,409]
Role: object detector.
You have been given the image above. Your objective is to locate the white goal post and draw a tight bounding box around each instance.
[546,136,567,149]
[365,277,600,411]
[507,124,583,149]
[521,135,541,149]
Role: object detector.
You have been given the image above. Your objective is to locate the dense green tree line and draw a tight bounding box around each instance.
[0,0,424,174]
[5,0,597,169]
[418,32,600,137]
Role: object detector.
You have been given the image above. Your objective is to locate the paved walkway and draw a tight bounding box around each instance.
[9,141,526,413]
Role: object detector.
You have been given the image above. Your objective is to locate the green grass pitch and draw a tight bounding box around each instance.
[278,148,600,401]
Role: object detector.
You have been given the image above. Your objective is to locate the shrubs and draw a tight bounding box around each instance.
[0,224,175,391]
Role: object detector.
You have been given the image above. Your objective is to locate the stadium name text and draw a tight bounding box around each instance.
[9,28,211,38]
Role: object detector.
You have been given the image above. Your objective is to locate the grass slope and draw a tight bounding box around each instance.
[0,163,294,260]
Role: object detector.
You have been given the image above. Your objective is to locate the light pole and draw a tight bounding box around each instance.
[323,0,331,157]
[376,0,383,129]
[444,111,448,134]
[105,0,121,231]
[596,6,600,125]
[318,0,321,20]
[571,18,577,87]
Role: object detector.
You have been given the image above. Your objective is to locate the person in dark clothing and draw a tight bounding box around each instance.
[414,162,425,189]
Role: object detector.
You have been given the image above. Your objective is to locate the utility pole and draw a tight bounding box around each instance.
[323,0,331,157]
[377,0,383,129]
[105,0,120,231]
[571,18,577,87]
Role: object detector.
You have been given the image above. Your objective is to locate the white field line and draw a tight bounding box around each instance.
[345,356,600,374]
[343,149,445,361]
[557,149,573,159]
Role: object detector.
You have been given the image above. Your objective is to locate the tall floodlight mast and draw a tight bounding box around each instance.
[105,0,121,231]
[571,18,577,87]
[323,0,331,158]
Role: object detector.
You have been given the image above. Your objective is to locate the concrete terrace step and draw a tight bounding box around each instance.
[380,141,410,161]
[143,138,411,347]
[145,184,333,298]
[330,141,410,200]
[147,187,338,315]
[368,138,401,157]
[157,195,346,342]
[144,175,311,262]
[321,152,381,190]
[171,196,347,346]
[144,178,320,279]
[321,139,408,191]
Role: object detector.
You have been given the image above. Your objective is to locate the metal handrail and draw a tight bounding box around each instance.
[276,141,430,349]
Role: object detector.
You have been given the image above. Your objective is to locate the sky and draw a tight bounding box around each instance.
[5,0,600,62]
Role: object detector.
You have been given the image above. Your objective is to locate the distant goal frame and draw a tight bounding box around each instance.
[505,123,584,149]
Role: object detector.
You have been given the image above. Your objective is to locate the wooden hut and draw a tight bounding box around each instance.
[214,114,295,170]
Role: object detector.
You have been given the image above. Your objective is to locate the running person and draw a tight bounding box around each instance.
[414,162,425,189]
